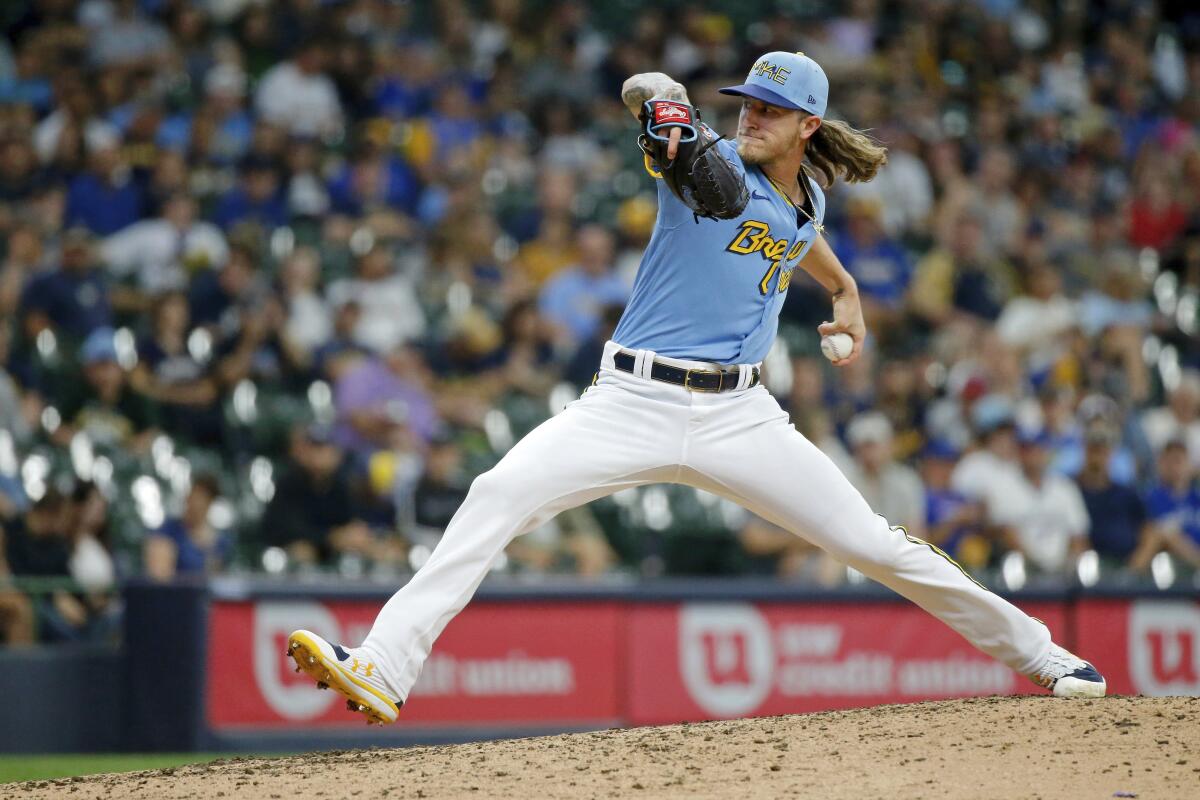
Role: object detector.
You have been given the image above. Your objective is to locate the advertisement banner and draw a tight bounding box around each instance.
[206,600,623,729]
[626,601,1066,724]
[1074,598,1200,697]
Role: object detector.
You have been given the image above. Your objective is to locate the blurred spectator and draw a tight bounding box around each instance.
[213,291,308,393]
[187,241,264,332]
[88,0,171,69]
[58,327,156,451]
[909,211,1016,325]
[211,155,288,231]
[328,142,420,219]
[834,197,912,328]
[130,291,221,444]
[0,322,35,448]
[1000,429,1091,575]
[840,125,931,238]
[919,440,987,571]
[326,243,425,354]
[100,193,228,299]
[410,432,469,533]
[279,246,332,360]
[261,425,376,566]
[64,128,143,235]
[1140,371,1200,465]
[952,399,1022,530]
[333,346,440,458]
[66,481,118,637]
[254,37,343,139]
[844,412,926,539]
[1076,423,1150,568]
[1137,439,1200,571]
[20,226,112,343]
[0,224,46,320]
[515,215,578,288]
[538,225,628,349]
[995,262,1077,354]
[144,474,232,581]
[3,489,93,641]
[189,63,254,165]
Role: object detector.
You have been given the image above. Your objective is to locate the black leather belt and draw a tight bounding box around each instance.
[612,351,759,392]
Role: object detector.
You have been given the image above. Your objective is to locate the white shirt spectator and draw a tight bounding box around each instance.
[255,61,343,137]
[952,449,1025,522]
[285,290,333,355]
[995,473,1089,573]
[995,295,1078,349]
[842,148,932,237]
[845,461,927,536]
[326,277,425,354]
[101,219,229,293]
[33,112,119,165]
[1140,371,1200,464]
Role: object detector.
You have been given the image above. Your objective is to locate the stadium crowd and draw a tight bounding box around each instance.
[1,0,1200,643]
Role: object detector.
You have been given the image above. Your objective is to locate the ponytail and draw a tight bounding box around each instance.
[805,118,889,187]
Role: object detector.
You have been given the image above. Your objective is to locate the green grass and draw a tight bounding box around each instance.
[0,753,234,784]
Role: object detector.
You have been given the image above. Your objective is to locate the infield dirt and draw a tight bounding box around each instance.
[5,695,1198,799]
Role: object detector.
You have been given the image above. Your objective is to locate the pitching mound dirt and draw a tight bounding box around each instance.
[6,696,1198,799]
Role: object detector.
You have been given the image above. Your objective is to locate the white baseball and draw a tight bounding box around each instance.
[820,333,854,362]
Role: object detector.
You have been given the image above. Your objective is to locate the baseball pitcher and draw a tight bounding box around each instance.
[287,52,1105,724]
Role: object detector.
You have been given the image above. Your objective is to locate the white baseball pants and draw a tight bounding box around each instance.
[361,341,1051,701]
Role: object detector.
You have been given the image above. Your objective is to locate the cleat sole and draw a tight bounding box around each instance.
[286,631,399,725]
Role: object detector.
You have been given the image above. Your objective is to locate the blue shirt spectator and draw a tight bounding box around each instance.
[925,486,975,558]
[144,475,232,580]
[327,151,420,217]
[147,516,233,575]
[833,199,912,308]
[538,225,629,345]
[211,156,288,230]
[65,170,144,235]
[1145,484,1200,549]
[19,229,112,340]
[1080,483,1145,561]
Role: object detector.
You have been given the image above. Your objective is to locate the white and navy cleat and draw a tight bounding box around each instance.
[286,629,403,725]
[1028,643,1107,698]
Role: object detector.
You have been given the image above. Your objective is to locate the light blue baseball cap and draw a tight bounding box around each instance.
[719,51,829,117]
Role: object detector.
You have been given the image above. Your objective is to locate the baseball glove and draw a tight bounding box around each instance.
[639,99,749,222]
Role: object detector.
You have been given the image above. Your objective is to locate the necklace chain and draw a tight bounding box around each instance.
[765,173,824,235]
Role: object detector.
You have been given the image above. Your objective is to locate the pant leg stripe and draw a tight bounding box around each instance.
[887,521,991,593]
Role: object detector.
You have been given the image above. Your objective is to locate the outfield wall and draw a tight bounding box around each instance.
[1,579,1197,753]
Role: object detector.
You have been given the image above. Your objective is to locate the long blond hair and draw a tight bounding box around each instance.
[805,118,888,187]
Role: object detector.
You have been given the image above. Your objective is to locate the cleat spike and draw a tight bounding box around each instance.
[308,655,316,665]
[317,682,328,690]
[294,666,300,673]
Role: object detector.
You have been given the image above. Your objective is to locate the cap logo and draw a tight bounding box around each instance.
[751,59,791,86]
[808,95,816,105]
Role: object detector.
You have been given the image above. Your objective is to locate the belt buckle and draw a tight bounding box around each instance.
[684,368,722,392]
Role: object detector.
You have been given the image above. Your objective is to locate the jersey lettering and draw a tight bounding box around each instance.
[729,221,803,296]
[726,220,789,262]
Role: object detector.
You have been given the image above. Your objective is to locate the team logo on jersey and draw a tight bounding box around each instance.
[654,102,690,125]
[726,220,807,295]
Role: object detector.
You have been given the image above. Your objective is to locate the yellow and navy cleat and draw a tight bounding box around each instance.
[286,629,402,725]
[1027,643,1107,698]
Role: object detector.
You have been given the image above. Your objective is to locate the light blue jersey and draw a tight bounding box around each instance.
[612,131,826,365]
